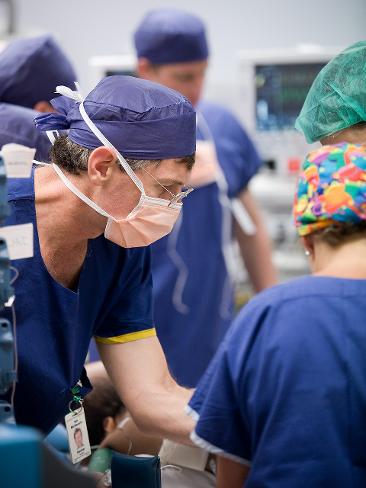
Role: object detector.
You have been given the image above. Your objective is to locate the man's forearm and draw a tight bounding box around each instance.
[97,339,195,445]
[128,380,195,445]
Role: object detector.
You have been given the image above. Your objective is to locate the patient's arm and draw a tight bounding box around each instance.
[216,456,250,488]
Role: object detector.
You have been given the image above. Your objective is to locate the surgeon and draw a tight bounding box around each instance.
[188,142,366,487]
[0,75,196,443]
[0,35,77,159]
[296,41,366,146]
[134,9,276,387]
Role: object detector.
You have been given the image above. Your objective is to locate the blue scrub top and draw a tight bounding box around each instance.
[189,276,366,487]
[0,103,51,161]
[0,168,155,434]
[151,100,261,387]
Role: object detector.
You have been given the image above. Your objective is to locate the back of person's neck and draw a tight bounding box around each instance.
[321,126,366,145]
[312,238,366,280]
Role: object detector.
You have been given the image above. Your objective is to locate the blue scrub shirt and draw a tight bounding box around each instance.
[0,167,155,434]
[151,100,262,387]
[0,103,51,161]
[189,275,366,487]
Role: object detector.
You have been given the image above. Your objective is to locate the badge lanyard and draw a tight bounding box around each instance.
[64,382,91,464]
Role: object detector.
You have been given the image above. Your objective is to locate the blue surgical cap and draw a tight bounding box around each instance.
[134,8,209,65]
[35,75,196,159]
[0,35,77,109]
[0,103,51,161]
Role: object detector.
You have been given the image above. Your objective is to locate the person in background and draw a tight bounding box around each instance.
[296,41,366,146]
[0,35,76,113]
[0,35,77,159]
[0,35,77,161]
[133,8,276,387]
[188,143,366,487]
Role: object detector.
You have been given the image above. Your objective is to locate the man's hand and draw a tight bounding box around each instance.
[97,336,195,445]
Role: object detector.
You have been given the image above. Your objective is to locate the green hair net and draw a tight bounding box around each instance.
[295,41,366,143]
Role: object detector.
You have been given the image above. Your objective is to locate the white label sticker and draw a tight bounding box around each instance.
[0,223,34,260]
[1,143,35,178]
[65,407,91,464]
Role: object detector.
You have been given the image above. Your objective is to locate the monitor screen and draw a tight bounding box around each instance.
[255,62,326,131]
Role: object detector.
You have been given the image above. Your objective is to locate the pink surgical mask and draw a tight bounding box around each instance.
[53,163,184,248]
[105,195,182,248]
[50,88,192,248]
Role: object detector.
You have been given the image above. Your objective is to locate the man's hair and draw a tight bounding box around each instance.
[50,135,195,175]
[314,221,366,247]
[83,375,125,446]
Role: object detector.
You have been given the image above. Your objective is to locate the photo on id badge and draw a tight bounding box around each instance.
[65,407,91,464]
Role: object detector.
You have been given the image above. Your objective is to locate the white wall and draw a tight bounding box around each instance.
[12,0,366,116]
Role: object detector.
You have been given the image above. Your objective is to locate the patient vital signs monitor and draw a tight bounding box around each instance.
[239,47,341,281]
[239,46,340,174]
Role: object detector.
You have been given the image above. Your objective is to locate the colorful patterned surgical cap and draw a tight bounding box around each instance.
[294,143,366,236]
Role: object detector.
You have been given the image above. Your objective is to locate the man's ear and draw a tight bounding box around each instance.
[137,58,156,79]
[88,146,117,184]
[33,101,55,113]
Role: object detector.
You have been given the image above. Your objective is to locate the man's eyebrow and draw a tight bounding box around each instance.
[157,178,185,186]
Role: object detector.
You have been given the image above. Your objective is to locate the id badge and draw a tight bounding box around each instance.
[1,143,35,178]
[65,406,91,464]
[0,223,34,260]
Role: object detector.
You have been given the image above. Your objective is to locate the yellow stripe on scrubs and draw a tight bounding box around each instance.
[94,327,157,344]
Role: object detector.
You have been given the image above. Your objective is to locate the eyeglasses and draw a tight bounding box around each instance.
[142,167,194,205]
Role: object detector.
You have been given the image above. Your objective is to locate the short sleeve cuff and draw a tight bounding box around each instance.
[186,406,251,466]
[94,327,156,344]
[191,430,251,466]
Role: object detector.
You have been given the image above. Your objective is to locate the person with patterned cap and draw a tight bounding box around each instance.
[0,35,78,160]
[133,8,276,388]
[296,41,366,146]
[0,74,197,444]
[188,142,366,487]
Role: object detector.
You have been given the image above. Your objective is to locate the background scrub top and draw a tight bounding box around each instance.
[0,167,155,434]
[151,100,262,387]
[189,276,366,487]
[0,102,51,161]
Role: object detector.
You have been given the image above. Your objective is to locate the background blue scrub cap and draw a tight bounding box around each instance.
[0,35,77,109]
[35,75,196,160]
[0,103,51,161]
[134,8,209,64]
